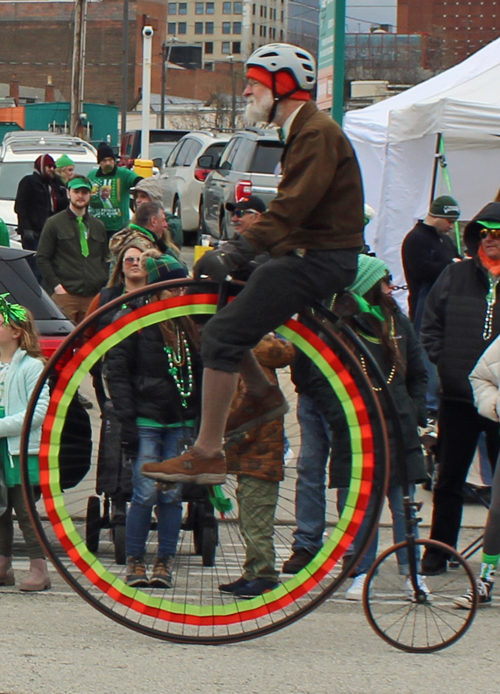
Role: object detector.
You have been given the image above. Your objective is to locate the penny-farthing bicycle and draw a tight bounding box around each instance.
[20,279,477,651]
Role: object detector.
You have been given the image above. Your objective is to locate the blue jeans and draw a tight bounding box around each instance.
[338,483,419,576]
[292,394,331,553]
[126,426,192,558]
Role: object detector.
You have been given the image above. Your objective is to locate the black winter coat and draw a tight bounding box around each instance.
[421,202,500,403]
[105,310,201,427]
[309,310,428,488]
[402,221,458,326]
[14,171,68,237]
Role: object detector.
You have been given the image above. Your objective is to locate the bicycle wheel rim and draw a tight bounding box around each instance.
[363,538,478,653]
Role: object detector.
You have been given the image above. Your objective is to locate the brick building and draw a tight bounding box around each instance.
[398,0,500,66]
[0,0,166,107]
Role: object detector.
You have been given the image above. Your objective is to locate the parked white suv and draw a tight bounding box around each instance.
[0,131,98,242]
[160,131,229,245]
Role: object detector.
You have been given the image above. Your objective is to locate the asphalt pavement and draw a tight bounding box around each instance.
[2,246,498,693]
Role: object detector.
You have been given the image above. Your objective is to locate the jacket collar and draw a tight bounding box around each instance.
[287,100,318,141]
[282,101,318,162]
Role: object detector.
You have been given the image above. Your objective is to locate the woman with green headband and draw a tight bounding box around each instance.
[0,294,51,591]
[315,255,429,600]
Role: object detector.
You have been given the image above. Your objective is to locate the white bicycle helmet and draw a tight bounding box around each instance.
[246,43,316,91]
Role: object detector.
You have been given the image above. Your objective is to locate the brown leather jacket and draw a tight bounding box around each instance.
[241,101,365,257]
[226,334,295,482]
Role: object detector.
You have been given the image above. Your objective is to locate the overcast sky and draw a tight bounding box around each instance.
[345,0,398,32]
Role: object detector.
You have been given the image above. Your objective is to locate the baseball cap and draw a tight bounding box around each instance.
[226,195,266,214]
[429,195,460,220]
[67,176,92,191]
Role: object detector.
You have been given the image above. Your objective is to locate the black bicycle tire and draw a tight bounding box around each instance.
[363,538,478,653]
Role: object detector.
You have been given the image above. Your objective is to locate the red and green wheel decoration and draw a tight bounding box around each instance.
[33,289,386,638]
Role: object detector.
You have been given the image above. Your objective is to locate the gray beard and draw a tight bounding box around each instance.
[244,91,274,124]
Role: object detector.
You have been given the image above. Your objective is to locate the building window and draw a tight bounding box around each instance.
[234,1,242,13]
[168,2,177,13]
[233,21,241,33]
[260,5,267,17]
[270,27,275,39]
[232,41,241,53]
[168,22,176,33]
[222,41,231,54]
[222,21,231,33]
[179,2,187,14]
[205,21,214,33]
[259,24,267,36]
[195,2,204,12]
[205,41,213,53]
[204,62,214,70]
[195,21,203,33]
[178,21,187,33]
[223,1,232,13]
[252,3,256,14]
[252,22,255,35]
[206,2,214,13]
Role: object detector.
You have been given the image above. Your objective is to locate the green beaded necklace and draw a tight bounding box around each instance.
[164,322,194,408]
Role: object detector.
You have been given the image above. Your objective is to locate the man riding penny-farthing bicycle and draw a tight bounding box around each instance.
[141,42,365,489]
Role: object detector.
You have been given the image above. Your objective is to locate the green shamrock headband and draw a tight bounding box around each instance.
[0,293,28,326]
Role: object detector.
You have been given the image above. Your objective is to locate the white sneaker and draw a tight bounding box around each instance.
[405,574,431,601]
[346,573,367,601]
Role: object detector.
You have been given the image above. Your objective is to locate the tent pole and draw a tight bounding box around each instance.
[429,132,442,205]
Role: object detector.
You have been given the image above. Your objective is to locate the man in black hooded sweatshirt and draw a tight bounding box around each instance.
[421,201,500,575]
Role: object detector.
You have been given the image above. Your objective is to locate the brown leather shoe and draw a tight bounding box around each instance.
[225,384,288,438]
[141,448,226,485]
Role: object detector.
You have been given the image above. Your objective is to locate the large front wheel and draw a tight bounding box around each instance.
[21,280,388,644]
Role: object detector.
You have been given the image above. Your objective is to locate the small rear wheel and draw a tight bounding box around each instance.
[85,495,101,554]
[201,524,218,567]
[363,538,477,653]
[113,524,127,565]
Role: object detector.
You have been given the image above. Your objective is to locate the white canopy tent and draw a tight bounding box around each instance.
[344,37,500,284]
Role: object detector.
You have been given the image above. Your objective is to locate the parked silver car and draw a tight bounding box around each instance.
[160,131,229,244]
[201,128,283,240]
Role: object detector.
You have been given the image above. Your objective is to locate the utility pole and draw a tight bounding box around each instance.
[141,26,154,160]
[70,0,87,136]
[331,0,346,126]
[227,55,236,129]
[121,0,129,138]
[160,37,178,129]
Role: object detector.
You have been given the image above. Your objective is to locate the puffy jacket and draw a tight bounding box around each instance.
[421,202,500,403]
[0,348,50,458]
[225,334,295,482]
[469,336,500,422]
[105,307,202,426]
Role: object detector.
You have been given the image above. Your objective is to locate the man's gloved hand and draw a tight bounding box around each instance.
[22,229,35,245]
[121,422,140,457]
[194,235,257,283]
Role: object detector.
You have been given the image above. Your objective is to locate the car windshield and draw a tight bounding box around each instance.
[0,162,98,200]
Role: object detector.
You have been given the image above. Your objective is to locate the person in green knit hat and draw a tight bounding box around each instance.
[55,154,76,185]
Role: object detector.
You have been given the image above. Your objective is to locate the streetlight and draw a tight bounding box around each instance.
[226,54,236,130]
[161,36,179,129]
